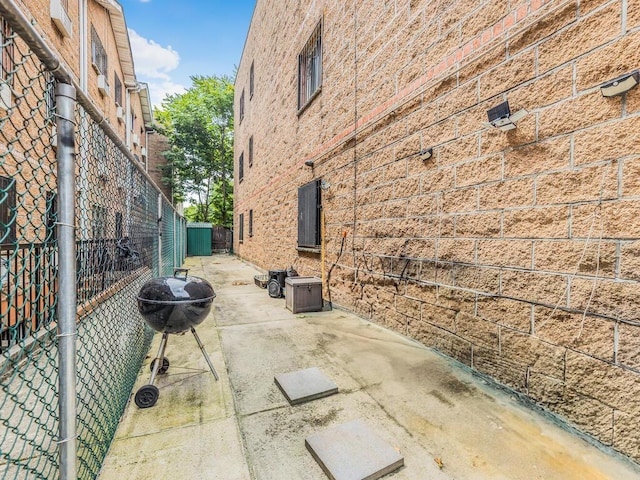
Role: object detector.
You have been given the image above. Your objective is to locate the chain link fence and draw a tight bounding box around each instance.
[0,4,185,479]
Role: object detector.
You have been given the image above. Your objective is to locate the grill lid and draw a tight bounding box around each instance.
[137,269,215,305]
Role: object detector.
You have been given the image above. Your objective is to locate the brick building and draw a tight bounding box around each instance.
[235,0,640,462]
[0,0,156,244]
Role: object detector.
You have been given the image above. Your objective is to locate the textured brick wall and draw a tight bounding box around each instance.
[146,132,173,201]
[235,0,640,461]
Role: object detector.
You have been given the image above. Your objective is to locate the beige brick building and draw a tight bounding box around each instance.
[0,0,157,243]
[235,0,640,462]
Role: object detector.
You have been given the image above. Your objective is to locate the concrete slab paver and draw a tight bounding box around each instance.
[305,419,404,480]
[275,367,338,405]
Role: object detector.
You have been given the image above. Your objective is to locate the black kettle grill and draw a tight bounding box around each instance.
[134,268,219,408]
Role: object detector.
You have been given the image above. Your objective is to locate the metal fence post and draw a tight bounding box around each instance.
[158,193,163,275]
[56,82,78,480]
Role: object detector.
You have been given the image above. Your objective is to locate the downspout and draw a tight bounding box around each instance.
[78,0,89,239]
[79,0,87,92]
[144,129,149,173]
[125,86,132,148]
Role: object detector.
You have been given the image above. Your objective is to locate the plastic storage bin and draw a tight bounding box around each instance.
[285,277,322,314]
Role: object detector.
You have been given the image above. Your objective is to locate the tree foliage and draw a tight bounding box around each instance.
[155,75,234,226]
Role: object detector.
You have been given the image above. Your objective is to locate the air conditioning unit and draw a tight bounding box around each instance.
[50,0,72,38]
[141,147,147,158]
[97,74,109,97]
[132,134,140,146]
[0,82,12,110]
[116,105,124,122]
[51,125,57,148]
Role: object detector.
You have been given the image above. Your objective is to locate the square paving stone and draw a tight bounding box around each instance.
[305,419,404,480]
[274,367,338,405]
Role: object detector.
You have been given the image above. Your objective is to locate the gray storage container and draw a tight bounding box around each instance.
[285,276,323,314]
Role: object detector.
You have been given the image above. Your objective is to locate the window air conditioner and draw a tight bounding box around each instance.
[116,105,124,122]
[50,0,72,38]
[51,125,57,148]
[0,82,12,110]
[141,147,147,158]
[97,74,109,97]
[132,134,140,146]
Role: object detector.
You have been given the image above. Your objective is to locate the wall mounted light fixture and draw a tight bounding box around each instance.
[320,179,331,191]
[600,71,639,97]
[304,159,314,167]
[418,148,433,161]
[483,100,527,131]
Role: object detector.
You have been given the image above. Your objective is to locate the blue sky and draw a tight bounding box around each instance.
[119,0,256,107]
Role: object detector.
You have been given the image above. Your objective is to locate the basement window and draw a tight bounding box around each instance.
[297,21,322,113]
[297,179,321,251]
[249,209,253,237]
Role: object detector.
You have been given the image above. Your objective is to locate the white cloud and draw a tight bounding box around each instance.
[128,29,185,107]
[129,29,180,80]
[146,79,186,108]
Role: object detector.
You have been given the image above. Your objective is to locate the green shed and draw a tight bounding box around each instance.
[186,223,213,256]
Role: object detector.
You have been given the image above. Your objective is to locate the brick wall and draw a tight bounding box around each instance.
[235,0,640,461]
[147,132,173,201]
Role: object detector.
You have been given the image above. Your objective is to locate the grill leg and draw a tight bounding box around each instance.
[191,327,219,381]
[149,332,169,386]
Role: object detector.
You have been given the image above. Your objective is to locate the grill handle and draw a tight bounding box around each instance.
[174,268,189,279]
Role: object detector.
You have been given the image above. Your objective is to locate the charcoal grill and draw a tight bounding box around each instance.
[134,268,219,408]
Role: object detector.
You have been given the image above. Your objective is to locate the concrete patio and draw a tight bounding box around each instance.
[98,254,640,480]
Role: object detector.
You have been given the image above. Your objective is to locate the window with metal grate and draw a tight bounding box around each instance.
[297,20,322,112]
[298,179,321,248]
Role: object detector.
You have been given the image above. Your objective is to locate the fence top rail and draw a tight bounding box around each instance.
[0,0,175,210]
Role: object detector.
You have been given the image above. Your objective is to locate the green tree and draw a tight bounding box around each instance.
[155,75,234,226]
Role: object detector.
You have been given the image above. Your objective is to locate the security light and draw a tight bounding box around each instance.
[418,148,433,161]
[600,71,639,97]
[483,100,528,131]
[304,159,314,167]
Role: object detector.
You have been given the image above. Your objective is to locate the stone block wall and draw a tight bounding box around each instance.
[235,0,640,461]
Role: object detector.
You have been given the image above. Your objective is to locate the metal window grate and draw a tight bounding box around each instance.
[1,17,14,84]
[0,174,15,244]
[114,73,122,107]
[90,25,107,74]
[298,21,322,111]
[249,61,254,98]
[298,179,321,248]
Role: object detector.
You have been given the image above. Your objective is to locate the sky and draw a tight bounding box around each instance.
[119,0,256,107]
